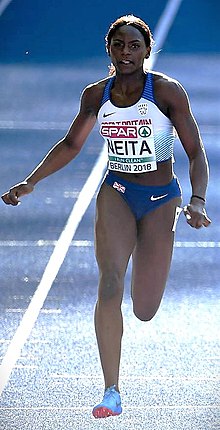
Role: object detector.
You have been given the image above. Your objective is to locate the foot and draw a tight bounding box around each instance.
[92,385,122,418]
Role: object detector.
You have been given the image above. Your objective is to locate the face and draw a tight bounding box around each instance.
[108,25,150,74]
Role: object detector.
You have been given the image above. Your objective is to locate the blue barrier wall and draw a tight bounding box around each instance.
[0,0,219,63]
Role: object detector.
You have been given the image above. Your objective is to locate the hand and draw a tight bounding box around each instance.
[1,182,34,206]
[183,203,211,229]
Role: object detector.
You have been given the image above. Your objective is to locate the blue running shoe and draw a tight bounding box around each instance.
[92,385,122,418]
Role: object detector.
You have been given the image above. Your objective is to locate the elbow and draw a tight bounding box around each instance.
[189,146,207,164]
[63,135,81,156]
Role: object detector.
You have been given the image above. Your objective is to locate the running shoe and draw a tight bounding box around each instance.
[92,385,122,418]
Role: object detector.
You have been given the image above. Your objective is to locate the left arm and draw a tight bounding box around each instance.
[166,80,211,228]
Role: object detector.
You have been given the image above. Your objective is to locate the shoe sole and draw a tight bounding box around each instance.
[92,406,122,418]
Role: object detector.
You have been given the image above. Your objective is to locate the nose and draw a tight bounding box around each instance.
[121,44,131,55]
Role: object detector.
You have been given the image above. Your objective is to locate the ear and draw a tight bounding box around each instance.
[145,46,151,59]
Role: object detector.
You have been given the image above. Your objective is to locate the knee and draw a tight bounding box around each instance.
[98,271,123,302]
[133,304,158,322]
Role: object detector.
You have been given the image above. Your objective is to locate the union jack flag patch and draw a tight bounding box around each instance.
[113,181,126,194]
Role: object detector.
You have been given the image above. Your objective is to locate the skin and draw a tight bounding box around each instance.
[2,24,211,398]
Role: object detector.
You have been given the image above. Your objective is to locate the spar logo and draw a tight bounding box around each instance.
[101,125,137,139]
[138,126,152,138]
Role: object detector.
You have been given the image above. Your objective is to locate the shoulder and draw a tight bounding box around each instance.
[83,76,110,96]
[80,77,111,114]
[151,70,189,107]
[151,70,182,88]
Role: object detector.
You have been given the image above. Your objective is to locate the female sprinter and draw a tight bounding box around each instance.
[2,15,211,418]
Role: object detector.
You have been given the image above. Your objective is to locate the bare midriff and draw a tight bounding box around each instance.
[110,158,174,186]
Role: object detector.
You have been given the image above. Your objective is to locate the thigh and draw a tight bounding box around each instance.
[131,197,182,320]
[95,182,137,275]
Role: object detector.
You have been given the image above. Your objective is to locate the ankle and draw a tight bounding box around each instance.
[105,384,120,393]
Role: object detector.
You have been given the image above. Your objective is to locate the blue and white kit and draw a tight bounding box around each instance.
[104,171,182,220]
[98,72,175,174]
[97,72,182,220]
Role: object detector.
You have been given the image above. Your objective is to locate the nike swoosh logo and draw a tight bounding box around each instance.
[150,193,168,201]
[103,112,116,118]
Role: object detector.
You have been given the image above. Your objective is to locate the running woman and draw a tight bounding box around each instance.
[2,15,211,418]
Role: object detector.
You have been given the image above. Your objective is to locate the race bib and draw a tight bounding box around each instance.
[100,119,157,174]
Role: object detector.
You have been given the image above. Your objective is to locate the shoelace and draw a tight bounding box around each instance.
[104,386,118,400]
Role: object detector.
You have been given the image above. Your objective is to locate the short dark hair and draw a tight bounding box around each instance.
[105,15,154,50]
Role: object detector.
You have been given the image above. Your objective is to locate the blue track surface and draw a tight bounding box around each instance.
[0,2,219,427]
[0,56,219,430]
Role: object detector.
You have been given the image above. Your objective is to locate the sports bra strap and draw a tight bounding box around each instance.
[142,73,156,103]
[100,73,156,106]
[100,77,114,106]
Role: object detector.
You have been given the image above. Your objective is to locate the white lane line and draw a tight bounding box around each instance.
[1,120,220,134]
[5,308,62,314]
[175,241,220,248]
[0,240,93,247]
[0,0,13,16]
[0,0,183,395]
[0,148,107,395]
[148,0,183,69]
[0,240,219,248]
[0,120,69,130]
[50,374,220,382]
[0,405,219,411]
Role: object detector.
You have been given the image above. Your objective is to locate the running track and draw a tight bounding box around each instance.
[0,1,219,428]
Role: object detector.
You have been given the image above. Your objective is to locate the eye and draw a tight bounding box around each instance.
[130,43,140,50]
[112,41,123,48]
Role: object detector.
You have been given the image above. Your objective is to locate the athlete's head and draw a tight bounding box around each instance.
[105,15,154,75]
[106,15,154,52]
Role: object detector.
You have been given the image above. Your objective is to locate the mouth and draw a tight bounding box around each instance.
[119,60,133,65]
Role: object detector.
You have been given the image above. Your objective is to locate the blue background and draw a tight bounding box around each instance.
[0,0,220,63]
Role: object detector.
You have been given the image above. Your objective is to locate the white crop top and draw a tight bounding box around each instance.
[97,72,175,174]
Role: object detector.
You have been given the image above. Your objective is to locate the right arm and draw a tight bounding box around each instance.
[1,84,101,206]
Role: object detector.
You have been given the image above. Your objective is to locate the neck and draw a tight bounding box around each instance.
[114,69,146,95]
[110,70,147,107]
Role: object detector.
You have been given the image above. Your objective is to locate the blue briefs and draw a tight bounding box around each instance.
[104,171,182,220]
